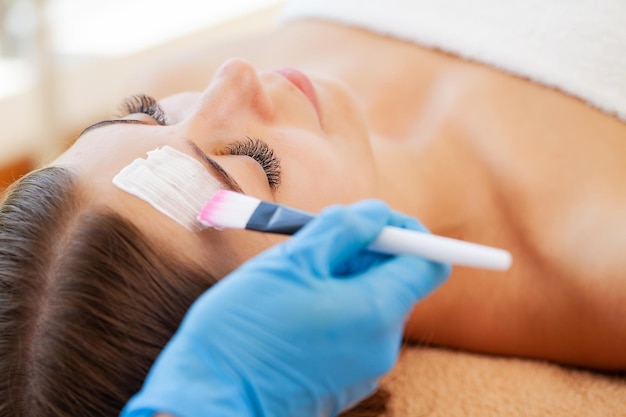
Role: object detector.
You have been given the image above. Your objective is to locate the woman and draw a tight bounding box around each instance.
[1,0,625,415]
[107,1,626,367]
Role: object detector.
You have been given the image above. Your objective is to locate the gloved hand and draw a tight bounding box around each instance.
[121,200,450,417]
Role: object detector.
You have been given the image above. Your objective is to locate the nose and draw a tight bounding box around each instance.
[190,58,273,126]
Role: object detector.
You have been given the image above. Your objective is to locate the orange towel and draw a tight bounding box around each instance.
[382,346,626,416]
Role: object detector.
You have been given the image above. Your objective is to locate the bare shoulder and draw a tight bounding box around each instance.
[123,30,280,99]
[122,20,358,98]
[402,67,626,369]
[122,19,415,100]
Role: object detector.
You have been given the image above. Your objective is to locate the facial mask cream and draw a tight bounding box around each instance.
[113,146,221,231]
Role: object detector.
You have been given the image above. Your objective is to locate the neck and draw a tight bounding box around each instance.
[370,130,490,238]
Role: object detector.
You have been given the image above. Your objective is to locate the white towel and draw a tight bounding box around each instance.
[280,0,626,122]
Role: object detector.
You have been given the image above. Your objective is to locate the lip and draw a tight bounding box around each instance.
[273,67,321,117]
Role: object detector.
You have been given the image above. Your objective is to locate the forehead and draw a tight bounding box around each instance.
[53,122,273,278]
[53,124,186,239]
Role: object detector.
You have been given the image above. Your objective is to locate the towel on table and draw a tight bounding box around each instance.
[381,346,626,416]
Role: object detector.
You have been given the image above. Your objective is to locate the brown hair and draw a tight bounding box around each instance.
[0,167,388,417]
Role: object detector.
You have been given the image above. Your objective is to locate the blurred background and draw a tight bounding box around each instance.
[0,0,284,191]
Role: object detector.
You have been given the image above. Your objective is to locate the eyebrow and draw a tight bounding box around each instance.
[186,141,244,193]
[79,119,148,137]
[79,117,244,193]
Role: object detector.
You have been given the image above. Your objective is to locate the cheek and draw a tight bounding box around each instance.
[195,228,287,279]
[277,150,380,212]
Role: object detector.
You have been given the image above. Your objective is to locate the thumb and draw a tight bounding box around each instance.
[283,200,392,276]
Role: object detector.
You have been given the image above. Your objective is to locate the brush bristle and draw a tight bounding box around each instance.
[197,190,261,229]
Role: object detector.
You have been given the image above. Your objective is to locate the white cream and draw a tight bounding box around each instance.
[112,146,221,232]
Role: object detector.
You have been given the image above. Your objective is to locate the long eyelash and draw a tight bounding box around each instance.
[118,94,167,125]
[225,137,281,189]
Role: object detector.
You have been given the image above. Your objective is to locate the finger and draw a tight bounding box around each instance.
[333,209,432,277]
[386,211,429,232]
[358,255,451,320]
[282,200,392,276]
[336,379,379,414]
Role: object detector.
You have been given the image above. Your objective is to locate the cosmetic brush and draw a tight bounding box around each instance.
[198,190,512,270]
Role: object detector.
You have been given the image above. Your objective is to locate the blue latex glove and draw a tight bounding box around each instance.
[121,200,450,417]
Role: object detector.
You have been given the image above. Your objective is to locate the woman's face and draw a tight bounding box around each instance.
[54,58,381,273]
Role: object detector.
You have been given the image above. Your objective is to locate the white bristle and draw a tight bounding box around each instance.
[198,190,261,229]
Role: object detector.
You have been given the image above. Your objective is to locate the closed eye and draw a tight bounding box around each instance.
[224,137,281,190]
[118,94,167,125]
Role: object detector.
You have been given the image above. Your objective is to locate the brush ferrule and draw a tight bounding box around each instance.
[247,202,314,234]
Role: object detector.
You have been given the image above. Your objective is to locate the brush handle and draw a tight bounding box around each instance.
[368,226,512,270]
[245,201,511,270]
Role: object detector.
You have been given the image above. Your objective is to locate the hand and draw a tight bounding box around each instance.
[121,200,450,417]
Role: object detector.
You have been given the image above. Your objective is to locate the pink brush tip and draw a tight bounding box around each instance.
[197,190,228,226]
[197,190,260,230]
